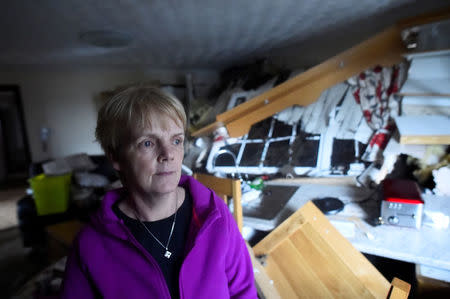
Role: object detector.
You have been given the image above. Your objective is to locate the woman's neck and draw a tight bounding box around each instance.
[120,187,185,222]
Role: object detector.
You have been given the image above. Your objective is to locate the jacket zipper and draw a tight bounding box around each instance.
[119,219,172,299]
[178,209,221,298]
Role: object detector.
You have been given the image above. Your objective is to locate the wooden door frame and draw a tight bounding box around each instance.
[0,85,31,176]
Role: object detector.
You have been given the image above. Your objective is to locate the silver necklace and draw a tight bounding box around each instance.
[133,195,178,259]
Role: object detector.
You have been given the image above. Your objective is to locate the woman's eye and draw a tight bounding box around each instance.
[143,140,152,147]
[174,138,183,145]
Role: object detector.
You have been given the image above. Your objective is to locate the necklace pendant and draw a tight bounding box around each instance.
[164,250,172,259]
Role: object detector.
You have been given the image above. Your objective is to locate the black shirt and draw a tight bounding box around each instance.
[112,190,192,299]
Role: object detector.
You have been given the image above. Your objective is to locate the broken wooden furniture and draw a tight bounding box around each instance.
[192,9,450,139]
[46,220,85,248]
[193,172,243,232]
[252,201,411,299]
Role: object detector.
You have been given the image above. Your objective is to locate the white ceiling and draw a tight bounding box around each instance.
[0,0,448,70]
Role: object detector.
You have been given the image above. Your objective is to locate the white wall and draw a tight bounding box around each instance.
[0,67,219,162]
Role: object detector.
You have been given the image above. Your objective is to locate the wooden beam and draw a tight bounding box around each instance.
[190,8,449,138]
[220,26,404,137]
[190,25,404,138]
[399,135,450,145]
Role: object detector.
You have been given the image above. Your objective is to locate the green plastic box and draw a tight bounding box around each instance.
[29,173,71,215]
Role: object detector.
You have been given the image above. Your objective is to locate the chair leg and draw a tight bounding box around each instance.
[388,277,411,299]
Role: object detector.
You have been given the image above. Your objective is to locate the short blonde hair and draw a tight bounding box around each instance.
[95,85,187,158]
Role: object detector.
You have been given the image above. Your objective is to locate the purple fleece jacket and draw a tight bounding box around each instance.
[61,175,257,299]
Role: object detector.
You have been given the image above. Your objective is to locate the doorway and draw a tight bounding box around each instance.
[0,85,31,187]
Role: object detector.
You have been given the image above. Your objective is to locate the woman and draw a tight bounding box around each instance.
[61,86,257,299]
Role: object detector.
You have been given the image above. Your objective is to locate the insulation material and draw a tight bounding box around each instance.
[274,83,348,133]
[334,89,364,140]
[302,83,348,134]
[274,105,304,125]
[353,117,373,144]
[433,166,450,196]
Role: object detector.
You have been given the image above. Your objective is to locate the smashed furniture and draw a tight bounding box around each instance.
[193,172,243,232]
[189,173,411,298]
[192,172,411,298]
[252,201,410,299]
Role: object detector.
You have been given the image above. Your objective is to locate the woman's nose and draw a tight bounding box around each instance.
[157,143,174,162]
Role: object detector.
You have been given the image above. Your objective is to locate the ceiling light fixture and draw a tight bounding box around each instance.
[79,30,133,48]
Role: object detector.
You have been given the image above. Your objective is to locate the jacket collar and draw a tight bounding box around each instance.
[91,175,222,241]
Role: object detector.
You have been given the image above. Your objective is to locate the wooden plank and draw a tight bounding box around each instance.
[299,202,391,298]
[388,278,411,299]
[220,26,404,137]
[246,242,281,299]
[193,173,235,196]
[232,178,243,232]
[270,240,334,298]
[194,173,243,232]
[253,207,306,256]
[254,202,391,298]
[46,220,84,248]
[291,223,374,298]
[218,26,402,124]
[264,255,298,298]
[400,135,450,145]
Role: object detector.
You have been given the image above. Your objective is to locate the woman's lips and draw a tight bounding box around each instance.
[156,171,175,176]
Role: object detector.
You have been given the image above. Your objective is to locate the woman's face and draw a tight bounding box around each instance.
[112,112,185,197]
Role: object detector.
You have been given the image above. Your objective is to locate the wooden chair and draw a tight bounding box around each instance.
[193,174,409,298]
[193,173,243,232]
[46,220,85,248]
[194,173,283,298]
[252,201,411,299]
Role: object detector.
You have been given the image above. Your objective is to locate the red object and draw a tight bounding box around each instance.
[382,179,424,204]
